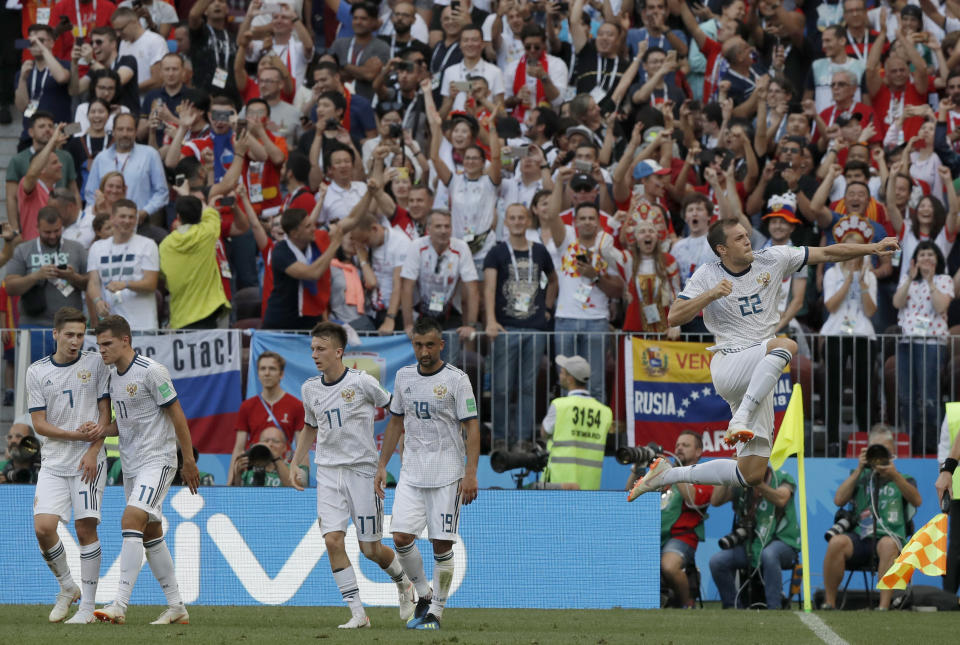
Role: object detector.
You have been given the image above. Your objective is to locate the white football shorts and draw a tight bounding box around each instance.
[710,339,775,458]
[389,478,462,542]
[315,466,383,541]
[34,459,107,524]
[123,464,177,523]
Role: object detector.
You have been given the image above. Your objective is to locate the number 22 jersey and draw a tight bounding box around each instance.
[677,245,807,351]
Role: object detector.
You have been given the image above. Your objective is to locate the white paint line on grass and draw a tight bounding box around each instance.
[795,611,850,645]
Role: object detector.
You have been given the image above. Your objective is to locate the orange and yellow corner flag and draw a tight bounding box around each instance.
[770,384,803,470]
[877,513,948,590]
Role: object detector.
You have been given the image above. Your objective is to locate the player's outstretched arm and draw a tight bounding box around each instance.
[165,400,200,494]
[462,418,480,505]
[287,424,316,491]
[667,279,732,327]
[375,414,405,499]
[806,237,900,266]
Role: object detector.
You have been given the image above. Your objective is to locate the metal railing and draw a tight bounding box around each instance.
[5,328,956,458]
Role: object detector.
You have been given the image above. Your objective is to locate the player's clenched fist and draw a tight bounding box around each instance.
[710,279,733,300]
[873,237,900,256]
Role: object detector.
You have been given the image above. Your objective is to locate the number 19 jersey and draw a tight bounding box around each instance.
[302,368,391,475]
[678,245,807,351]
[108,353,179,476]
[389,362,478,488]
[27,351,111,476]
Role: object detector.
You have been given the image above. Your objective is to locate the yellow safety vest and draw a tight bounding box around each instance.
[544,395,612,490]
[946,402,960,500]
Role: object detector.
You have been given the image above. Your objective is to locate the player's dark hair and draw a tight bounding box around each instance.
[678,429,703,451]
[54,307,86,330]
[413,316,444,337]
[311,321,348,349]
[94,314,132,341]
[257,350,286,371]
[707,218,740,257]
[280,208,308,235]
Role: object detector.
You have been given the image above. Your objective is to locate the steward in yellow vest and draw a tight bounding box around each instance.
[541,355,612,490]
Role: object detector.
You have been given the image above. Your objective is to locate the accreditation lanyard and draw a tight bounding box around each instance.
[847,32,867,62]
[596,54,619,91]
[74,0,96,36]
[347,38,366,65]
[207,24,228,69]
[432,41,458,74]
[31,67,49,100]
[258,394,283,428]
[507,242,534,282]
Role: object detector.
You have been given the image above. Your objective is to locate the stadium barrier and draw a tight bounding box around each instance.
[0,487,660,609]
[9,328,957,459]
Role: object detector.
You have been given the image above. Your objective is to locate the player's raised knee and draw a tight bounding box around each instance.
[769,338,797,356]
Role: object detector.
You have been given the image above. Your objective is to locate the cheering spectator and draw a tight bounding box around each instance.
[328,2,389,101]
[187,0,239,97]
[69,25,139,115]
[15,25,71,145]
[111,6,167,95]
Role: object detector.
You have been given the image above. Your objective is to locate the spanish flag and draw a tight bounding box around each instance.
[877,514,948,589]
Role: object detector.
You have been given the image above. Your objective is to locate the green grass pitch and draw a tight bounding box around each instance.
[1,604,956,644]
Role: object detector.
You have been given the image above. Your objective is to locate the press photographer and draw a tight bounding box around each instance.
[708,466,800,609]
[231,426,292,488]
[625,431,712,608]
[1,418,41,484]
[821,426,922,610]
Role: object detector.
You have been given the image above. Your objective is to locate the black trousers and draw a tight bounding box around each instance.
[945,499,960,593]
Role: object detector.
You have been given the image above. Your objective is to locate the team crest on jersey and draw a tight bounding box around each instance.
[640,346,668,377]
[340,387,356,403]
[126,383,138,397]
[756,272,772,288]
[77,369,92,384]
[433,384,448,398]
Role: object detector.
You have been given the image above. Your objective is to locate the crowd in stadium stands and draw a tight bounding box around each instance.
[3,0,960,460]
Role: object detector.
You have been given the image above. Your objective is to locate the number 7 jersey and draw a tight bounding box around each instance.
[678,245,808,351]
[27,350,111,476]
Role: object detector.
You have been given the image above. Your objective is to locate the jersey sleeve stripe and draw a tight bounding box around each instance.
[459,415,478,422]
[391,410,405,417]
[28,406,45,412]
[677,295,690,300]
[800,246,809,268]
[158,396,178,408]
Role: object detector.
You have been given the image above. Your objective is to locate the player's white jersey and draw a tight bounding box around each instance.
[27,350,110,476]
[108,353,179,476]
[302,368,391,475]
[678,245,808,351]
[389,362,477,487]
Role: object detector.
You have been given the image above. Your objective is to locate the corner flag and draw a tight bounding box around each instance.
[770,383,802,470]
[877,513,948,589]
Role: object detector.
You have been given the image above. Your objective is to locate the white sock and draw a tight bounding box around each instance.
[78,541,101,611]
[144,537,183,608]
[41,540,75,589]
[429,550,455,619]
[662,459,747,487]
[332,566,364,614]
[731,348,792,425]
[396,541,431,599]
[116,530,144,610]
[382,551,408,589]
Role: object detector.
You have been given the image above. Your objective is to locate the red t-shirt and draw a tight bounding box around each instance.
[260,238,275,319]
[282,185,316,213]
[49,0,117,60]
[668,484,714,549]
[244,132,288,215]
[813,103,878,143]
[17,178,50,241]
[871,80,932,142]
[235,392,305,447]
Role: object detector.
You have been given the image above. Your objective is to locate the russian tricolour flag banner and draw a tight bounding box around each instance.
[623,337,790,457]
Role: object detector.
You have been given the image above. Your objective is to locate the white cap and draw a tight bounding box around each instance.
[556,355,591,382]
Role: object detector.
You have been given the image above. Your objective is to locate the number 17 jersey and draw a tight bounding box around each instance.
[678,245,807,351]
[301,368,391,475]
